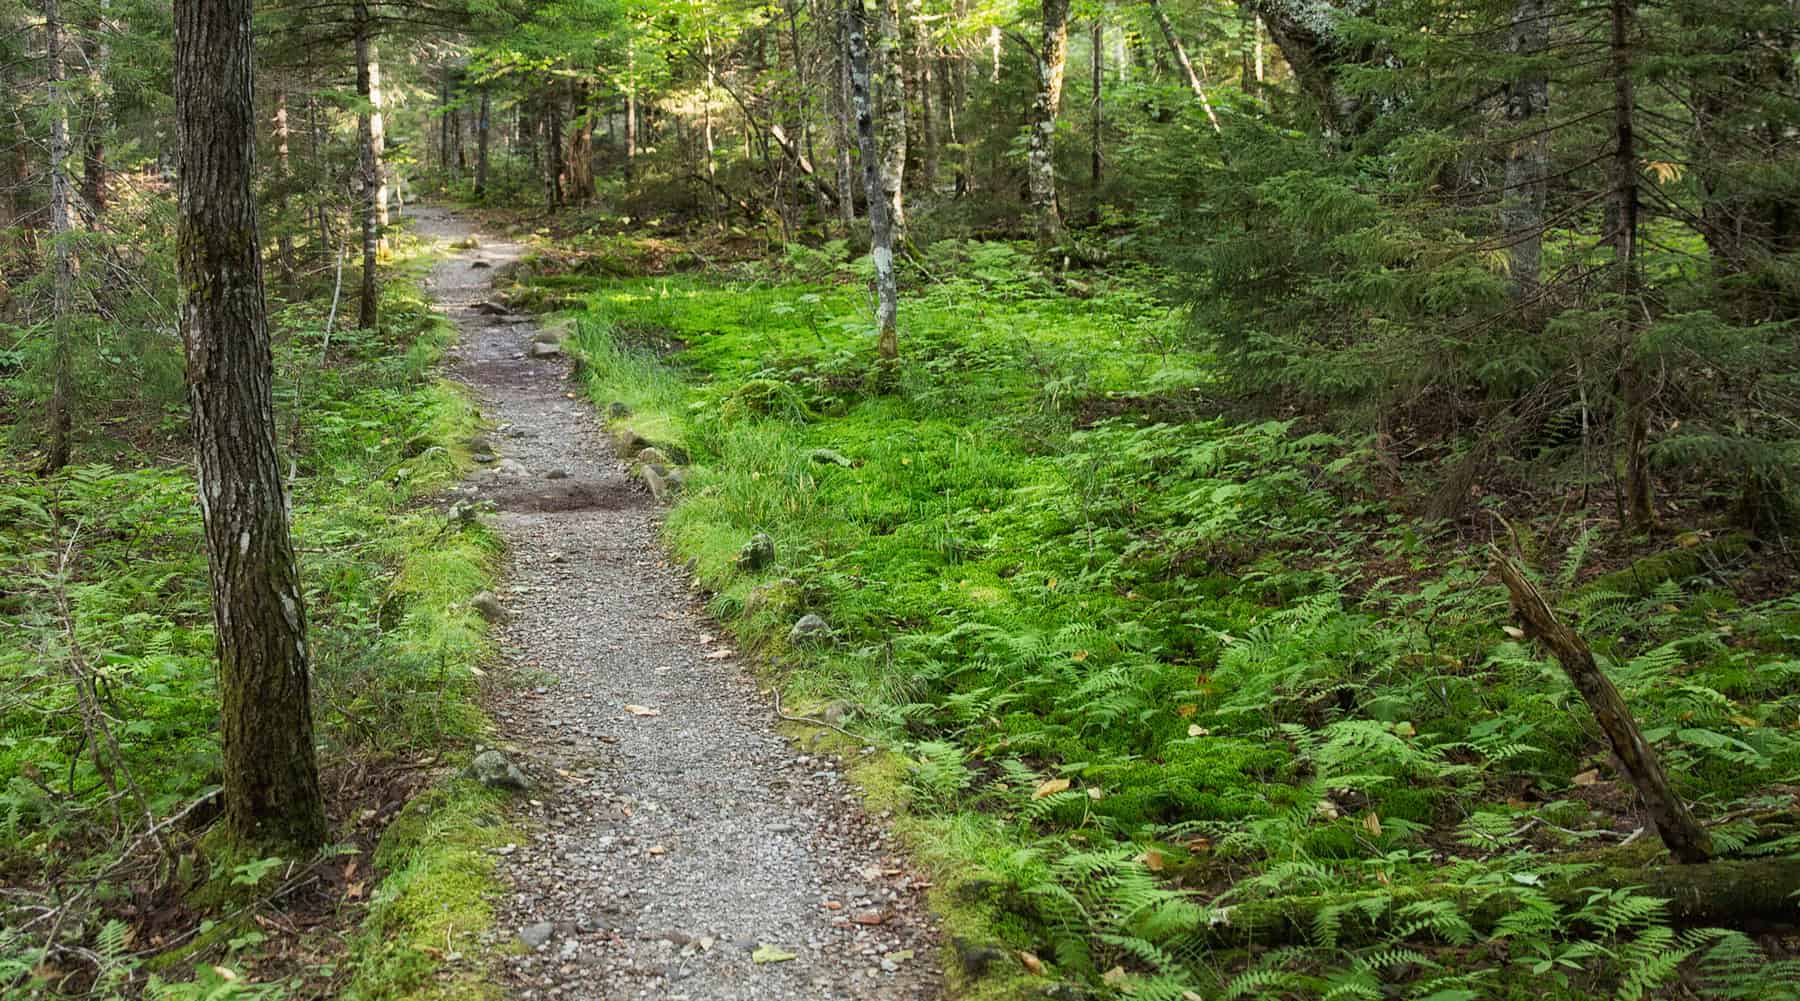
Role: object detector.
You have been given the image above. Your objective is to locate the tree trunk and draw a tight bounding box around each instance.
[1240,0,1370,135]
[173,0,328,853]
[273,85,297,290]
[1148,0,1222,133]
[355,3,379,330]
[569,80,595,204]
[474,85,491,198]
[832,4,856,232]
[847,0,898,360]
[1608,0,1653,533]
[545,84,565,208]
[917,25,938,192]
[45,0,74,474]
[439,69,451,173]
[81,0,108,216]
[1090,18,1103,197]
[1502,0,1548,297]
[875,0,907,240]
[1028,0,1072,248]
[308,94,330,255]
[624,44,639,183]
[1493,550,1709,862]
[368,35,387,228]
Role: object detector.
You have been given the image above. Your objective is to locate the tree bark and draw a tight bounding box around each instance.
[474,85,491,198]
[545,83,565,208]
[1493,549,1709,862]
[81,0,108,216]
[832,2,857,231]
[45,0,74,474]
[1502,0,1548,297]
[917,22,939,192]
[1090,17,1103,196]
[874,0,907,240]
[355,3,380,329]
[1608,0,1654,533]
[624,44,639,183]
[1240,0,1371,135]
[568,80,595,203]
[1028,0,1072,248]
[1148,0,1222,133]
[173,0,328,853]
[847,0,898,360]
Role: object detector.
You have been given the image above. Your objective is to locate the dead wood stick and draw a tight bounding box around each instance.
[1491,546,1712,863]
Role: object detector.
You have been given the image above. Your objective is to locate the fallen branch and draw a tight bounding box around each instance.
[1491,546,1712,863]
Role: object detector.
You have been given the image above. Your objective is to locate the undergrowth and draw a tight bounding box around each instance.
[0,233,506,999]
[548,236,1800,1001]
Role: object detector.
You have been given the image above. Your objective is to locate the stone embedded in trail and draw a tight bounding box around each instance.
[789,614,831,645]
[614,427,649,458]
[471,590,509,623]
[738,532,776,571]
[528,340,562,358]
[518,921,555,949]
[475,300,511,316]
[470,749,531,792]
[634,446,673,469]
[470,259,492,269]
[545,468,570,480]
[493,458,531,479]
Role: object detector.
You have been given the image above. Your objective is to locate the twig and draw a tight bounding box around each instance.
[769,686,876,747]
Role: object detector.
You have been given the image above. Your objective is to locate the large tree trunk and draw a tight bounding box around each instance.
[172,0,328,853]
[874,0,907,240]
[1028,0,1072,248]
[1148,0,1222,132]
[1239,0,1372,135]
[45,0,74,474]
[1502,0,1548,297]
[355,3,379,330]
[847,0,898,360]
[474,85,491,198]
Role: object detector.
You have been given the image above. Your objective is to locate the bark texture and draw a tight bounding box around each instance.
[1493,549,1710,863]
[1502,0,1548,296]
[1028,0,1072,247]
[847,0,898,359]
[475,86,492,197]
[45,0,74,473]
[355,4,380,330]
[1148,0,1222,132]
[173,0,328,852]
[874,0,907,240]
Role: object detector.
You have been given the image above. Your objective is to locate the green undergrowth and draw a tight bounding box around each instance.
[0,234,506,999]
[545,236,1800,1001]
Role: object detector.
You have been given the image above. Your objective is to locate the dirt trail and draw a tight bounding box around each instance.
[410,206,941,1001]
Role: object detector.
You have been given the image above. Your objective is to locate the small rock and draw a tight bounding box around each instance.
[518,921,555,949]
[471,591,509,623]
[607,401,632,420]
[635,447,673,469]
[809,448,854,468]
[788,614,830,646]
[470,260,492,270]
[738,533,776,572]
[494,458,531,478]
[529,341,562,358]
[475,300,510,316]
[471,749,531,792]
[614,428,649,458]
[545,469,571,480]
[472,453,497,464]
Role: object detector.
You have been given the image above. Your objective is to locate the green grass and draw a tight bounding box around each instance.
[0,235,510,998]
[547,240,1800,1001]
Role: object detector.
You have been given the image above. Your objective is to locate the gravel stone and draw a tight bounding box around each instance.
[414,207,940,1001]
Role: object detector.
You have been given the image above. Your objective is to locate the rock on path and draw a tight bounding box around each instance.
[409,206,942,1001]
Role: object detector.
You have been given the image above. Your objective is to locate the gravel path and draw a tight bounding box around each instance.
[411,207,942,1001]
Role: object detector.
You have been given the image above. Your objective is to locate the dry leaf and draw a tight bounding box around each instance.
[1072,650,1089,662]
[1362,812,1383,837]
[1142,849,1165,872]
[1176,704,1197,718]
[851,909,886,926]
[704,648,734,660]
[1187,724,1210,737]
[1087,787,1105,801]
[1033,778,1071,800]
[647,844,667,856]
[1502,625,1527,640]
[1572,768,1601,786]
[1018,950,1044,975]
[623,704,661,717]
[1102,965,1131,990]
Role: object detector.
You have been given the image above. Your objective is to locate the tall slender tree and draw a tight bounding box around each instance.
[1027,0,1071,247]
[173,0,328,852]
[847,0,897,359]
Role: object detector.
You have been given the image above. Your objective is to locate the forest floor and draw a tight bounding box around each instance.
[413,207,941,1001]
